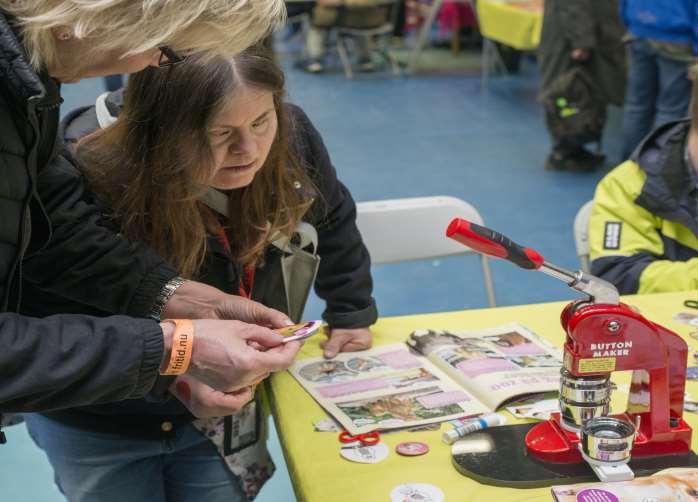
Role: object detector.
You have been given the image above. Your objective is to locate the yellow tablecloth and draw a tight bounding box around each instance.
[477,0,543,51]
[269,291,698,501]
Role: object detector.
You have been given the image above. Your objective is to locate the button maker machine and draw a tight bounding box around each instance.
[444,218,698,487]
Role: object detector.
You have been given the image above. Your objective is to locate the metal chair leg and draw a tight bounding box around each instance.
[336,36,354,79]
[480,255,497,308]
[378,35,401,76]
[481,38,508,89]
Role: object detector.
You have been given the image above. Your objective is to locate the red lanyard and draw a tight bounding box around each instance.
[215,226,255,298]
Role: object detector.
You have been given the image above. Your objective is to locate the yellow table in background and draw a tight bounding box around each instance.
[477,0,543,86]
[268,291,698,501]
[408,0,543,81]
[477,0,543,51]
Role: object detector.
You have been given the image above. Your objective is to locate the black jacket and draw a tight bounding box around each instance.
[0,12,176,414]
[24,93,377,436]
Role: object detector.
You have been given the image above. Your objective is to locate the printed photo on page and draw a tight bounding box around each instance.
[407,323,561,410]
[288,343,489,434]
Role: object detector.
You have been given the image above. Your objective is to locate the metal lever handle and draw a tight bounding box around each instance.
[446,218,620,305]
[446,218,544,270]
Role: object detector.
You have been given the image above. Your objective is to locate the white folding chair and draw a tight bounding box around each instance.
[574,200,594,273]
[356,195,496,307]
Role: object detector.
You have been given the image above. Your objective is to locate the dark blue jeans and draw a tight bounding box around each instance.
[621,39,692,158]
[24,414,245,502]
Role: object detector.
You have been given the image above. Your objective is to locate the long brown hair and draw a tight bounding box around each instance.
[78,45,315,278]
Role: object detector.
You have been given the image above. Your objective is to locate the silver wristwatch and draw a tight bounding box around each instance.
[150,276,187,321]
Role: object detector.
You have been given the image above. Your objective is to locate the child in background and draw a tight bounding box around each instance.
[589,64,698,294]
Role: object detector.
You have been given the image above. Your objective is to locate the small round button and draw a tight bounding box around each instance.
[161,421,173,432]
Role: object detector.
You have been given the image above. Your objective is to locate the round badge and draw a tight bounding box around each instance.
[390,483,444,502]
[576,489,620,502]
[340,443,389,464]
[395,441,429,456]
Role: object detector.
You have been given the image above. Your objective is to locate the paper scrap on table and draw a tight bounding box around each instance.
[685,392,698,413]
[503,392,559,420]
[390,483,444,502]
[687,366,698,381]
[340,443,389,464]
[673,312,698,326]
[314,417,341,432]
[506,398,560,420]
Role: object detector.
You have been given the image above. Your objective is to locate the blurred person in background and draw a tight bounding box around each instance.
[620,0,697,158]
[538,0,626,171]
[303,0,389,73]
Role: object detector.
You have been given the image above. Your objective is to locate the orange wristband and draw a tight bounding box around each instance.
[160,319,194,375]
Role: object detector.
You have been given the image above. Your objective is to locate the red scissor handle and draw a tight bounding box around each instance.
[446,218,544,270]
[338,430,380,445]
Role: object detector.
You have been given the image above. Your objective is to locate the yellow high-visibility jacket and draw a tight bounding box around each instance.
[589,119,698,294]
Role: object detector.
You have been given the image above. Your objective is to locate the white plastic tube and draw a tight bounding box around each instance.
[441,413,507,444]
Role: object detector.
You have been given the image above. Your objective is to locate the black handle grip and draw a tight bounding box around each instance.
[446,218,544,270]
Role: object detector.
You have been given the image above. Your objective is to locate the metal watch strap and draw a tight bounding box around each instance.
[150,276,187,321]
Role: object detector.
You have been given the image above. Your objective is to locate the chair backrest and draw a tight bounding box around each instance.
[356,196,484,264]
[356,195,496,307]
[574,200,594,273]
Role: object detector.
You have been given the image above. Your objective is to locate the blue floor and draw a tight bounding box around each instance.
[2,50,622,501]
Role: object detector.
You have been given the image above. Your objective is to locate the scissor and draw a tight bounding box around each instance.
[684,300,698,310]
[338,430,380,446]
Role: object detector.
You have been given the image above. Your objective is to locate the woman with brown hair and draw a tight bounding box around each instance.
[23,44,377,501]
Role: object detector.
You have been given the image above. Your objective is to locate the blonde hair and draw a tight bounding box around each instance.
[1,0,285,69]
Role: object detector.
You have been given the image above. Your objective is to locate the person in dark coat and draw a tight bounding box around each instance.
[23,45,377,501]
[538,0,626,171]
[0,0,300,437]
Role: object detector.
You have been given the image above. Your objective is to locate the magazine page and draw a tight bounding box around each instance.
[407,323,561,410]
[551,468,698,501]
[288,343,490,435]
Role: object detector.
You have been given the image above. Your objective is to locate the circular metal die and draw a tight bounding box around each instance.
[606,320,621,333]
[559,399,610,428]
[559,371,611,404]
[580,417,635,464]
[560,369,610,387]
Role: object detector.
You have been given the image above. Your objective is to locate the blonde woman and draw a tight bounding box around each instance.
[24,45,375,501]
[0,0,300,436]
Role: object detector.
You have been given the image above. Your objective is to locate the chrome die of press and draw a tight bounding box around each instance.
[580,417,636,464]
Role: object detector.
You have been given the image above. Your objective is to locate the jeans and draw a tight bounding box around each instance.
[24,414,245,502]
[622,39,692,158]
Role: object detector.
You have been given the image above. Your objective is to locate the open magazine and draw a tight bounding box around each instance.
[407,323,562,411]
[551,468,698,501]
[288,323,561,434]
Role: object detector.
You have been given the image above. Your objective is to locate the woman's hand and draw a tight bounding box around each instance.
[170,375,256,418]
[321,327,373,359]
[162,280,293,328]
